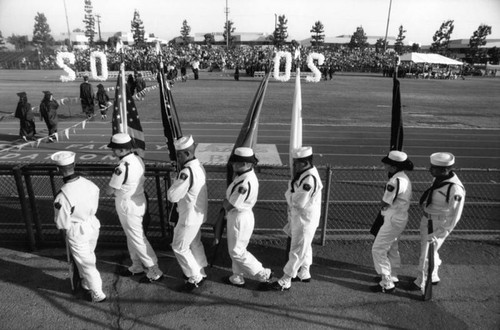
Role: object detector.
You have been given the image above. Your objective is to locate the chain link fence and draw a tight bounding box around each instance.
[0,163,498,250]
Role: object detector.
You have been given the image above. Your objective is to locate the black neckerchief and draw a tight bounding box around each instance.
[119,152,133,160]
[419,171,455,206]
[182,157,196,168]
[63,173,79,183]
[235,167,252,177]
[388,169,405,179]
[291,166,312,192]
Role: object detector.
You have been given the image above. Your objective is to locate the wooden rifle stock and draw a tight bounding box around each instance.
[423,218,434,301]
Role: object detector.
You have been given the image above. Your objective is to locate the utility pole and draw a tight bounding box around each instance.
[63,0,72,48]
[95,14,102,42]
[225,0,229,49]
[383,0,393,53]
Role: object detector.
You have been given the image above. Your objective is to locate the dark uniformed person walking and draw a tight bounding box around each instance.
[80,75,95,119]
[51,151,106,302]
[40,91,59,142]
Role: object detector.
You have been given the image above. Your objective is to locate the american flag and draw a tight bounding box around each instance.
[157,61,182,162]
[111,68,146,153]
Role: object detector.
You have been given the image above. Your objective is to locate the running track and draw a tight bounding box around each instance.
[1,120,499,169]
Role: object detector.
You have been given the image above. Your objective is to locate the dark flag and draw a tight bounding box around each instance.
[390,75,403,151]
[211,72,271,266]
[371,67,404,237]
[157,50,184,240]
[226,71,271,184]
[111,68,146,155]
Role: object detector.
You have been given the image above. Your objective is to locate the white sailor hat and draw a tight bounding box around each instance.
[292,146,313,159]
[229,147,259,164]
[382,150,414,170]
[51,151,75,166]
[430,152,455,167]
[107,133,133,149]
[174,135,194,150]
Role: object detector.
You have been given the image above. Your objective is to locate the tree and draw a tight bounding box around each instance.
[394,25,406,55]
[131,9,146,47]
[411,43,421,52]
[469,24,492,64]
[487,47,500,65]
[430,19,454,55]
[0,30,6,50]
[310,21,325,48]
[7,34,30,50]
[273,15,288,49]
[348,26,368,49]
[223,20,235,46]
[83,0,96,46]
[32,12,55,51]
[375,38,387,53]
[180,20,191,45]
[204,33,215,46]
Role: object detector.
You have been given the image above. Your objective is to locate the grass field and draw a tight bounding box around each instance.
[1,69,499,129]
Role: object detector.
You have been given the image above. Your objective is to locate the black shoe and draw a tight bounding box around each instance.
[222,276,244,288]
[265,270,275,282]
[269,281,290,291]
[182,279,205,292]
[139,274,163,283]
[432,281,440,286]
[119,269,145,277]
[403,282,421,291]
[291,276,311,283]
[369,284,395,294]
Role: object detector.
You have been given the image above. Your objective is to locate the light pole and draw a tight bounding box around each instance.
[95,14,102,43]
[383,0,393,53]
[225,0,229,49]
[63,0,72,48]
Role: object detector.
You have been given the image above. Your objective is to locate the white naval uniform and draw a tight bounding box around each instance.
[371,171,412,289]
[283,166,323,281]
[109,153,158,271]
[54,176,104,295]
[226,168,266,280]
[415,173,465,288]
[167,159,208,282]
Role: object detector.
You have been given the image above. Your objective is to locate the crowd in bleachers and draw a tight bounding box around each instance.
[1,43,477,79]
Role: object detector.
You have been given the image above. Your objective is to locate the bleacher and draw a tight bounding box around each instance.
[0,51,39,69]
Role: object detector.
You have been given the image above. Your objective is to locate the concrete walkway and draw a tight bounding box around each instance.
[0,237,499,330]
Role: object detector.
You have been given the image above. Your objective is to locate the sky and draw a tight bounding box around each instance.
[1,0,499,45]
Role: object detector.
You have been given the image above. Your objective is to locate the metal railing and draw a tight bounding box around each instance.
[1,163,498,250]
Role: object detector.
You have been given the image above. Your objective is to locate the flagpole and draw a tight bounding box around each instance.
[120,53,127,134]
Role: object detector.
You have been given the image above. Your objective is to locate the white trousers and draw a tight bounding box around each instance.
[172,223,207,279]
[415,216,447,287]
[372,214,408,285]
[67,219,103,293]
[116,197,157,268]
[226,210,263,277]
[283,216,317,278]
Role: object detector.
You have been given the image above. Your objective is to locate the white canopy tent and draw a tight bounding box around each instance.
[400,53,464,65]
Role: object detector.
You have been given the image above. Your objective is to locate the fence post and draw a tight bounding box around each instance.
[24,173,45,246]
[13,166,36,251]
[155,168,166,238]
[320,165,332,246]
